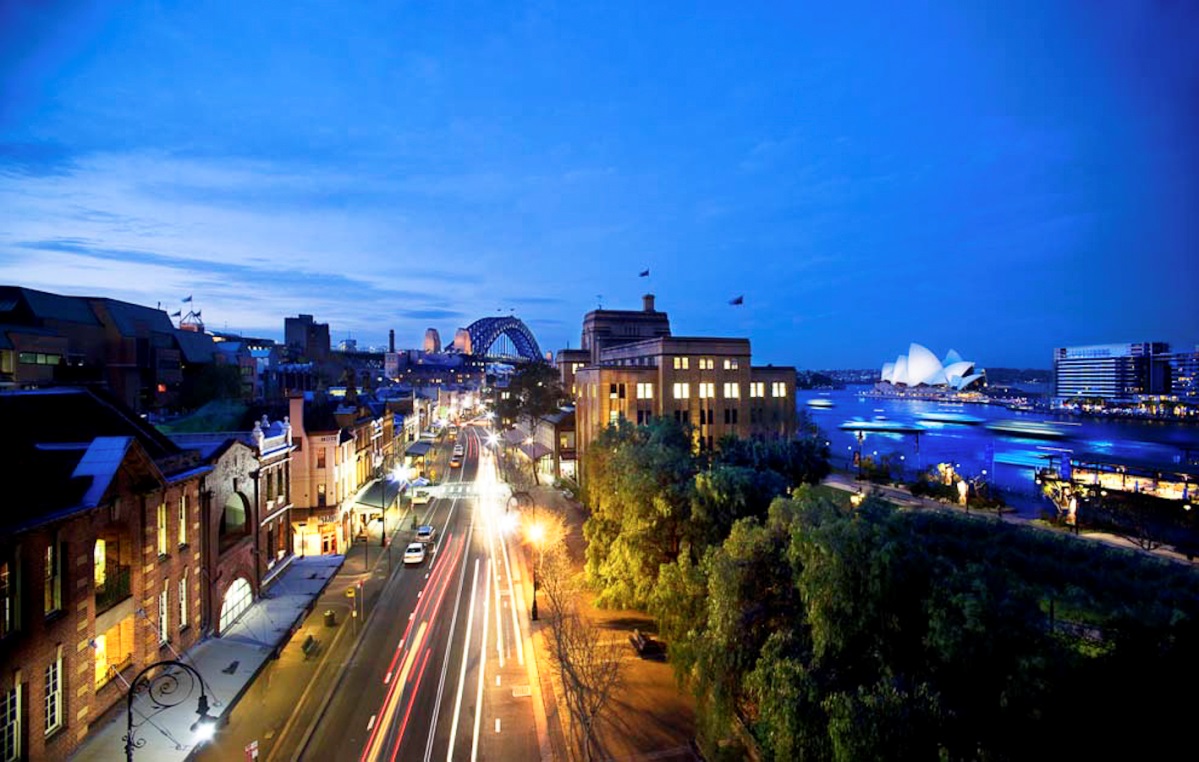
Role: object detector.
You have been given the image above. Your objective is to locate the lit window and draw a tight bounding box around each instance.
[0,680,20,761]
[672,382,690,399]
[723,382,740,398]
[178,494,187,547]
[158,587,169,643]
[636,383,653,399]
[156,503,168,556]
[699,358,714,370]
[672,357,690,370]
[43,542,61,615]
[609,409,619,424]
[750,382,765,398]
[698,382,715,399]
[179,571,188,631]
[723,359,740,370]
[771,381,787,398]
[44,647,62,736]
[0,561,14,639]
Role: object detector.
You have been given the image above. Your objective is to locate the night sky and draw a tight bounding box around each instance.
[2,1,1196,369]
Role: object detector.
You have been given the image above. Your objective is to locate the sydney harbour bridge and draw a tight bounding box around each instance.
[446,315,543,362]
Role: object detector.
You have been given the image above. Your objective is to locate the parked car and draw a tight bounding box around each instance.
[403,542,426,565]
[416,524,436,544]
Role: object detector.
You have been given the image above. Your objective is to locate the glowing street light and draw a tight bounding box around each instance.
[528,521,545,621]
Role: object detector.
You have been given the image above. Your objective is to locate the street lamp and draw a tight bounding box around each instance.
[123,659,216,760]
[528,521,545,621]
[855,429,865,481]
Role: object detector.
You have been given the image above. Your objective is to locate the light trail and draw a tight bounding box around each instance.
[446,558,481,760]
[471,558,492,762]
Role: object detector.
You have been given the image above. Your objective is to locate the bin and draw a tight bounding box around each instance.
[324,609,336,627]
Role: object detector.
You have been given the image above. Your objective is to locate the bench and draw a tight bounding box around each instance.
[301,634,320,660]
[628,629,665,660]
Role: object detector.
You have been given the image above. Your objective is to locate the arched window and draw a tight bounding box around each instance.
[219,578,252,633]
[219,493,250,550]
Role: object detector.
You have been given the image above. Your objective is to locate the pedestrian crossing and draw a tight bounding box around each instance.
[439,484,476,498]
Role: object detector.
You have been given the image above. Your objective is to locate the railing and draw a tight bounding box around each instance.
[95,565,132,613]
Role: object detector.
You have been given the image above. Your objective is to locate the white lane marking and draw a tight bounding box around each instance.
[367,714,377,732]
[498,522,525,666]
[447,558,480,760]
[471,558,492,762]
[495,718,501,733]
[424,499,472,762]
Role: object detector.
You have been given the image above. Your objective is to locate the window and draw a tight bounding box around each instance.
[266,470,276,501]
[636,382,653,399]
[672,382,690,399]
[699,358,714,370]
[698,382,715,399]
[0,560,14,638]
[317,484,327,507]
[316,449,327,469]
[44,541,61,615]
[179,571,188,631]
[750,382,765,398]
[0,680,20,761]
[156,503,168,556]
[278,469,286,502]
[609,383,618,399]
[723,382,740,398]
[17,352,61,365]
[723,358,740,370]
[158,587,169,644]
[44,647,62,736]
[771,381,787,398]
[609,409,620,424]
[672,356,689,370]
[178,494,188,547]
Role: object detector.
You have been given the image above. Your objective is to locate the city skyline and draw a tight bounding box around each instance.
[2,1,1197,368]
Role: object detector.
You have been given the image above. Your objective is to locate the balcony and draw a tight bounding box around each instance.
[95,565,132,614]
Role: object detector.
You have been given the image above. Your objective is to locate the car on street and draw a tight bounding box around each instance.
[449,455,462,468]
[416,524,436,543]
[403,542,426,565]
[452,444,464,456]
[412,488,432,506]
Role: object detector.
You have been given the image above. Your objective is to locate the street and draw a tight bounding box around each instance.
[300,427,540,761]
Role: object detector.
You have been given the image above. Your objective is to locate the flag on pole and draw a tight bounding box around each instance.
[638,269,650,277]
[194,310,202,318]
[170,310,182,318]
[182,295,193,303]
[729,295,744,306]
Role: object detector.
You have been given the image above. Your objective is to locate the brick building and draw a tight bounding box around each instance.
[0,388,208,759]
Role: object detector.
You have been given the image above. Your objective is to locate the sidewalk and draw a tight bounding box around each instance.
[71,554,343,762]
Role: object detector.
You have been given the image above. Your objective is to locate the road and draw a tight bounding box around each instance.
[301,426,540,761]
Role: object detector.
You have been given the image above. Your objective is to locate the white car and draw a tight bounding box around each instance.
[453,444,464,456]
[403,542,426,565]
[412,489,432,506]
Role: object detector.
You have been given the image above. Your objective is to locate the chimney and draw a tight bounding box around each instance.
[643,294,655,312]
[389,329,395,353]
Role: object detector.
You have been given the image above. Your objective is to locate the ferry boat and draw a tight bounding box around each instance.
[806,398,836,409]
[985,419,1070,439]
[839,419,928,434]
[918,411,985,425]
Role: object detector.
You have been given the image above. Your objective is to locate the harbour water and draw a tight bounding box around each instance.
[802,386,1199,517]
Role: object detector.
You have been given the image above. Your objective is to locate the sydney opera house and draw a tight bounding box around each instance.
[879,343,984,391]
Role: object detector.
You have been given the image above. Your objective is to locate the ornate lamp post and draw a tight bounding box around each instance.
[124,660,216,760]
[528,522,545,621]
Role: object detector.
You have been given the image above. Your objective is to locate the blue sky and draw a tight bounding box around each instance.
[2,1,1196,369]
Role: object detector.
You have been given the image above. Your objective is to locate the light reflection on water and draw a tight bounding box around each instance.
[803,387,1199,517]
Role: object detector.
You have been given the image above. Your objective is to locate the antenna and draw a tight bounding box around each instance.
[596,294,603,309]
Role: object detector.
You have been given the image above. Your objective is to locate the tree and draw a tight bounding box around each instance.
[539,544,625,761]
[495,361,567,428]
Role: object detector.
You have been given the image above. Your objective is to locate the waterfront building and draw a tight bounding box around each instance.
[1170,346,1199,402]
[1053,342,1171,401]
[878,343,984,391]
[560,295,795,475]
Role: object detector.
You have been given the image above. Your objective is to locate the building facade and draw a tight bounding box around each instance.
[283,314,331,363]
[0,388,208,760]
[1053,342,1172,401]
[562,297,796,477]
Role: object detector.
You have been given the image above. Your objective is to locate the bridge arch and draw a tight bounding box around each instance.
[461,316,542,360]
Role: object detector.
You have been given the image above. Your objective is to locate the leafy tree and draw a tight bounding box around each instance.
[823,679,941,762]
[745,632,830,761]
[495,361,567,427]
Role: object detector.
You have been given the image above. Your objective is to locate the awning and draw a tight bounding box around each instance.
[519,442,553,461]
[405,441,432,457]
[503,428,529,446]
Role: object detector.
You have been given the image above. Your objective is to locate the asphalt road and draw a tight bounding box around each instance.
[301,426,539,761]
